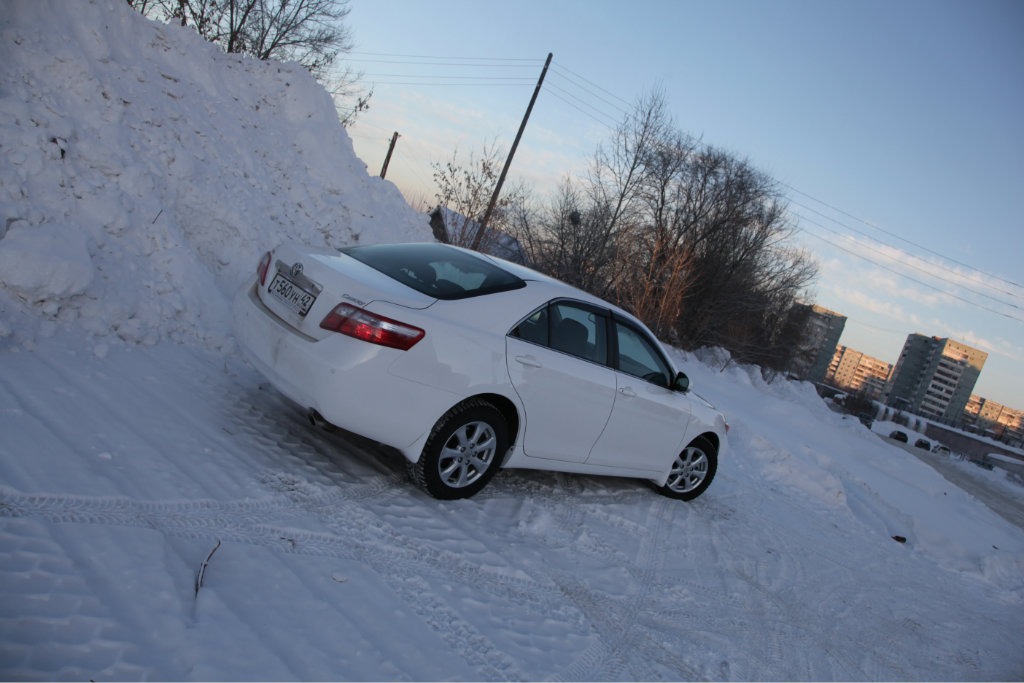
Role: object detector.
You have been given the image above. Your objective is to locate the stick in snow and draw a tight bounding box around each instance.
[194,539,222,598]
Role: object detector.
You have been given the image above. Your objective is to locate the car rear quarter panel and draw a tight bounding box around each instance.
[383,290,535,390]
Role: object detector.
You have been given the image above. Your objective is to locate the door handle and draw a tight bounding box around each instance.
[618,387,637,398]
[515,355,542,368]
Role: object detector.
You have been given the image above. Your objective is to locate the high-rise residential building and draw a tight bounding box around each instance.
[963,395,1024,444]
[788,304,847,384]
[884,334,987,423]
[826,346,892,400]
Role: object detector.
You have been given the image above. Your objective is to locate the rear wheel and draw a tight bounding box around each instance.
[408,399,507,500]
[654,436,717,501]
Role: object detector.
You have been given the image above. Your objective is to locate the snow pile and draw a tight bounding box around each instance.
[681,349,1024,588]
[0,0,428,349]
[2,2,1024,680]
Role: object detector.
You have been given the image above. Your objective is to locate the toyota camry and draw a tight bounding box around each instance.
[232,241,728,500]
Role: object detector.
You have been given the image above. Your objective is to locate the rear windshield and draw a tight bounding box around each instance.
[340,243,526,300]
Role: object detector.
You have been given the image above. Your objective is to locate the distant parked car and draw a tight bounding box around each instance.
[889,430,908,442]
[932,444,950,456]
[232,241,729,500]
[857,413,874,428]
[914,438,931,450]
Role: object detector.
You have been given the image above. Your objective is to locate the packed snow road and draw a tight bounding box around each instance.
[1,336,1022,681]
[892,438,1024,532]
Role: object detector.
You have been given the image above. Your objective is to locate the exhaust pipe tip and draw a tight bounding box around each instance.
[307,409,326,427]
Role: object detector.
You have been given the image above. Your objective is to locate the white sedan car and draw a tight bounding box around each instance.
[232,242,728,500]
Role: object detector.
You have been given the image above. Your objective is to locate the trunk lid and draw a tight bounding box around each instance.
[256,242,436,340]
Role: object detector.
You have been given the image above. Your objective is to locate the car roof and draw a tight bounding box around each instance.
[455,245,646,326]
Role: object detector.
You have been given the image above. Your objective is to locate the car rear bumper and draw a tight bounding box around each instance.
[231,280,455,459]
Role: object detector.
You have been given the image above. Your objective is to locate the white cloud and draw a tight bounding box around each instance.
[808,230,1021,319]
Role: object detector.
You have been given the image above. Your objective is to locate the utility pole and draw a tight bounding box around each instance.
[472,52,552,251]
[379,131,399,178]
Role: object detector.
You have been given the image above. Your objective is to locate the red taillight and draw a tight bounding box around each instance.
[257,251,272,285]
[319,303,425,351]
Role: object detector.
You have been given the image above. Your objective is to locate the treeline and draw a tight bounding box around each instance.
[437,93,818,373]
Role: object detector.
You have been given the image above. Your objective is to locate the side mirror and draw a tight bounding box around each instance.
[673,371,690,393]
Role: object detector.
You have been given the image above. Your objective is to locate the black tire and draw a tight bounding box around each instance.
[408,398,507,500]
[653,436,718,501]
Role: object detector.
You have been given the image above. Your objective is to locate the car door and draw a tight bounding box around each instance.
[586,317,693,472]
[506,301,617,463]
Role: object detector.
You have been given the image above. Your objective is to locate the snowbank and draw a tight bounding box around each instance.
[0,0,429,350]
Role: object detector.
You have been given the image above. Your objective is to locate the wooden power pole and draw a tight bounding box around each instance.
[379,131,399,178]
[472,52,553,251]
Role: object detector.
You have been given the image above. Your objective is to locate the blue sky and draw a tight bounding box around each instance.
[343,0,1024,409]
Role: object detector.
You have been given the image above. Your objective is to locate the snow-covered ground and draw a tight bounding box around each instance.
[1,1,1022,680]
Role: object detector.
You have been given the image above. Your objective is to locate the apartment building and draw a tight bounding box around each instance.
[884,334,987,424]
[963,395,1024,444]
[826,346,892,400]
[788,304,847,384]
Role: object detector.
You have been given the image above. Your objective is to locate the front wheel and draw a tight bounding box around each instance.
[408,399,508,500]
[653,436,718,501]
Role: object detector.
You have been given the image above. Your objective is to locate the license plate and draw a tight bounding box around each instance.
[268,272,317,316]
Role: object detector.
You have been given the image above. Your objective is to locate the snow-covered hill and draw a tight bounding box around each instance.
[1,1,1023,680]
[0,0,426,350]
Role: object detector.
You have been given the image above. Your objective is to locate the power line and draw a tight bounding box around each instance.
[842,317,912,337]
[361,72,534,81]
[791,209,1023,310]
[795,215,1024,324]
[781,180,1023,291]
[361,74,535,86]
[545,81,621,129]
[348,57,541,69]
[348,51,541,63]
[550,61,632,110]
[548,69,630,121]
[359,79,534,88]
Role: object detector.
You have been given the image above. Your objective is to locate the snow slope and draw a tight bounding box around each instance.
[2,1,1023,680]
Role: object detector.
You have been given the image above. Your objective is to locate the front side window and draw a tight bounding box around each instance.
[614,321,672,387]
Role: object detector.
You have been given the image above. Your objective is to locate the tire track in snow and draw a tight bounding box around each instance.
[3,346,571,679]
[664,473,920,680]
[538,496,702,681]
[0,484,548,680]
[1,472,718,681]
[0,516,177,681]
[480,471,736,680]
[7,343,1005,679]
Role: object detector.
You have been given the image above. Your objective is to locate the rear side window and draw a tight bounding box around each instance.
[341,243,525,300]
[511,300,607,365]
[511,307,548,346]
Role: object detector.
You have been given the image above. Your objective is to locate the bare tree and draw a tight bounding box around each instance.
[514,179,616,294]
[511,91,674,298]
[244,0,351,75]
[665,148,817,365]
[614,126,700,340]
[327,77,372,128]
[524,90,817,365]
[134,0,351,73]
[586,90,671,239]
[430,142,527,249]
